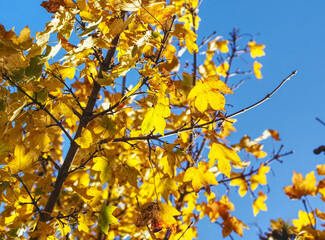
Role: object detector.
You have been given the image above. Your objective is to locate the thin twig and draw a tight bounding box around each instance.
[302,198,315,229]
[316,117,325,127]
[224,28,239,85]
[3,74,74,143]
[47,69,84,112]
[68,150,98,174]
[198,31,217,49]
[218,149,294,184]
[106,71,297,144]
[177,222,194,240]
[15,175,42,215]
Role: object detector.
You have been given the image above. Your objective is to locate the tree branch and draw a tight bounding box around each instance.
[3,74,74,143]
[34,23,123,230]
[106,70,297,144]
[15,175,42,215]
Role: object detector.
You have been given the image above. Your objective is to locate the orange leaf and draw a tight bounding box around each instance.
[284,172,317,199]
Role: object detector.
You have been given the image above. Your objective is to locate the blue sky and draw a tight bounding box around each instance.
[1,0,325,239]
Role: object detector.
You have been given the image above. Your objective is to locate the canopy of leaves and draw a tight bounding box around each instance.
[0,0,307,240]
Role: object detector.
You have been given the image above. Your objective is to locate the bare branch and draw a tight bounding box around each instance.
[316,117,325,127]
[108,70,298,144]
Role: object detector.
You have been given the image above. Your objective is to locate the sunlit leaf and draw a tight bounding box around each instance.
[248,41,265,58]
[98,204,118,235]
[252,191,267,216]
[208,143,241,177]
[75,128,93,148]
[284,171,317,199]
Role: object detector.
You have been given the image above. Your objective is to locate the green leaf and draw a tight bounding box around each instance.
[98,204,118,235]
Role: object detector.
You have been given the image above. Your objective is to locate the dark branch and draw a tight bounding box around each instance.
[3,74,74,143]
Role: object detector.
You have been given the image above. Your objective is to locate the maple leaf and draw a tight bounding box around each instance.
[98,204,119,235]
[222,216,248,237]
[198,195,234,222]
[252,191,267,216]
[216,40,229,53]
[254,129,281,141]
[57,218,72,237]
[216,61,229,77]
[248,41,265,58]
[317,165,325,176]
[253,61,263,79]
[208,143,242,177]
[156,175,178,202]
[75,128,93,148]
[232,135,267,158]
[78,211,94,234]
[230,173,249,197]
[7,145,38,174]
[284,171,317,199]
[292,210,316,232]
[136,202,180,234]
[92,156,113,185]
[250,163,270,191]
[172,23,198,54]
[187,75,233,113]
[198,60,217,78]
[0,24,34,56]
[141,94,170,135]
[184,161,218,193]
[115,162,140,187]
[41,0,66,13]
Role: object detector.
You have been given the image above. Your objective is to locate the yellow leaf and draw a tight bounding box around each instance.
[248,41,265,58]
[92,156,112,184]
[184,162,218,193]
[78,211,94,234]
[141,95,170,135]
[216,40,229,53]
[156,176,178,202]
[250,164,270,191]
[158,202,181,217]
[8,145,38,174]
[120,78,142,103]
[292,210,316,231]
[57,218,71,237]
[231,135,267,158]
[253,61,263,79]
[252,191,267,216]
[208,143,241,177]
[136,202,180,234]
[115,163,139,187]
[198,60,217,78]
[216,61,229,77]
[59,65,75,80]
[75,128,93,148]
[188,76,233,113]
[317,165,325,176]
[172,24,198,54]
[230,173,248,197]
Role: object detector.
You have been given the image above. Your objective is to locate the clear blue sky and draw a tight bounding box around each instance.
[1,1,325,239]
